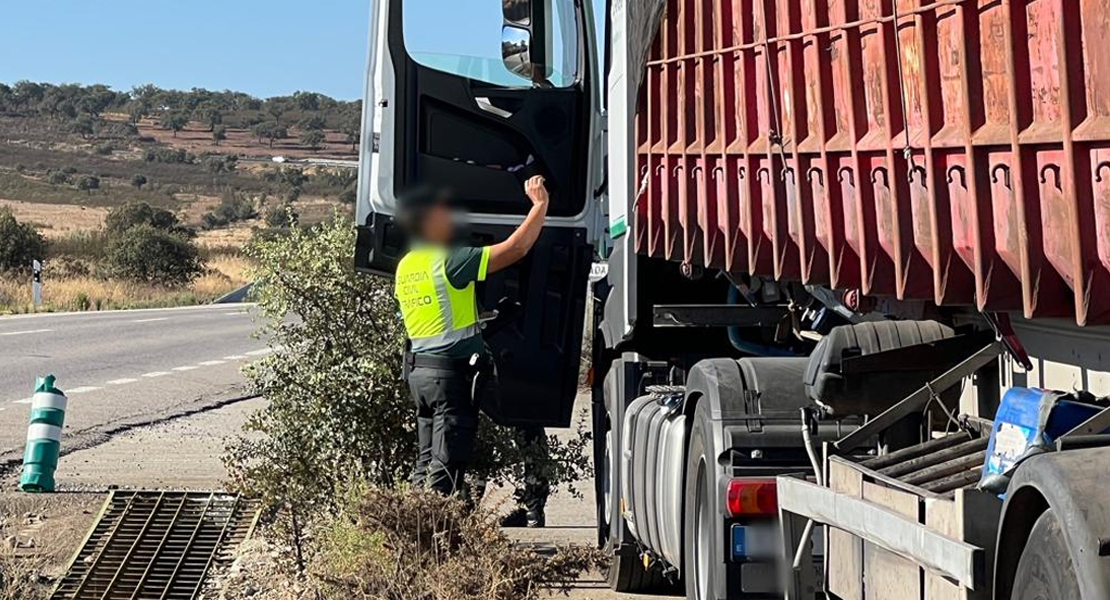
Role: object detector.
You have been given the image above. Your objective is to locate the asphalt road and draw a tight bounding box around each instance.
[0,304,268,467]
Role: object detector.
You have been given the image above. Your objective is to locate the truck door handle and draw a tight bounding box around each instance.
[475,97,513,119]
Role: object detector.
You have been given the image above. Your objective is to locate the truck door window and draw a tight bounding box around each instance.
[402,0,580,88]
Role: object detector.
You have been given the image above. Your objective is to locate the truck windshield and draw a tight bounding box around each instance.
[402,0,580,88]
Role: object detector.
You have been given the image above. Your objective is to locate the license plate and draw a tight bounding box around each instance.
[731,523,779,560]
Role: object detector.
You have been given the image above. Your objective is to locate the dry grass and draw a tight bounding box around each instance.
[0,542,50,600]
[0,199,107,240]
[0,254,251,314]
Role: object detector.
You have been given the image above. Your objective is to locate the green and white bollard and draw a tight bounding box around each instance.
[20,375,67,493]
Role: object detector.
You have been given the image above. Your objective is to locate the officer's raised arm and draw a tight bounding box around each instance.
[487,175,549,274]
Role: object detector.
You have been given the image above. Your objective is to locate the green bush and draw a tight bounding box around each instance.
[264,203,298,228]
[201,192,256,229]
[224,218,591,557]
[105,225,203,285]
[0,209,47,273]
[143,147,190,164]
[105,201,185,236]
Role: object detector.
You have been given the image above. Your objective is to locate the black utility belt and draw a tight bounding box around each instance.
[406,352,489,372]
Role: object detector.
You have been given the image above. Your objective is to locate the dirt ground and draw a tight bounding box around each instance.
[0,395,667,599]
[134,121,357,161]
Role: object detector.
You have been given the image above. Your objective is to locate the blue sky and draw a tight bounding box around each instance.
[0,0,606,100]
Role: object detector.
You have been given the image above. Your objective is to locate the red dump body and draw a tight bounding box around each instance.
[633,0,1110,325]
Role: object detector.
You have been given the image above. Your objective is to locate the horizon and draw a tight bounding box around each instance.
[0,0,371,100]
[1,0,606,103]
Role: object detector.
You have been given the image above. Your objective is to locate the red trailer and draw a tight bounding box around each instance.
[633,0,1110,326]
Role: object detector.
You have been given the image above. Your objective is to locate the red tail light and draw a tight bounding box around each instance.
[726,479,778,517]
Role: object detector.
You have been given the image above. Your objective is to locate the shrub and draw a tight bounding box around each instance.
[264,203,298,228]
[224,218,592,562]
[105,225,203,285]
[46,170,68,185]
[313,486,602,600]
[105,201,185,236]
[143,147,190,164]
[0,209,47,273]
[76,175,99,194]
[201,192,256,229]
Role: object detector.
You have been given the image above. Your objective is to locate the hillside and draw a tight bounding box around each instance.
[0,82,362,313]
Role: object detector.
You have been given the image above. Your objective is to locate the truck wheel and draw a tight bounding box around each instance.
[1010,509,1081,600]
[683,412,723,600]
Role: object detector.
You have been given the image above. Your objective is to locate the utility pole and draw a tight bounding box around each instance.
[32,259,42,307]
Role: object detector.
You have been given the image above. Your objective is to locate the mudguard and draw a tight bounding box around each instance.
[995,447,1110,600]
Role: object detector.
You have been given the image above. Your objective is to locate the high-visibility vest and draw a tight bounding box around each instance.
[394,245,489,353]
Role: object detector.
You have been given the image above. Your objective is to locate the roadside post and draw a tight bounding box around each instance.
[20,375,68,493]
[32,259,42,307]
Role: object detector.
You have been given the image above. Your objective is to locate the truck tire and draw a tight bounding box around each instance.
[683,405,725,600]
[1010,509,1081,600]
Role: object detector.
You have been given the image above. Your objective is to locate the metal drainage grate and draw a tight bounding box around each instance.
[52,491,261,600]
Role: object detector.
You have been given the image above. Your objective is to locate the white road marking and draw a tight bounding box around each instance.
[224,312,246,316]
[14,398,32,404]
[224,355,248,360]
[245,348,272,356]
[132,317,169,323]
[198,360,226,366]
[141,371,170,378]
[0,328,53,336]
[106,378,139,385]
[172,366,199,372]
[67,386,102,395]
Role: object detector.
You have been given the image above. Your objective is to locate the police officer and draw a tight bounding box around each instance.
[394,175,550,496]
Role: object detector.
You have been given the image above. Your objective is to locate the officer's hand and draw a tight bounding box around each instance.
[525,176,549,206]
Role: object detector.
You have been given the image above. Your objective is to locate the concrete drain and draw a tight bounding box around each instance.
[52,491,261,599]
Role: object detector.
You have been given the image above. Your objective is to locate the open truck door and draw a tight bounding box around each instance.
[355,0,603,427]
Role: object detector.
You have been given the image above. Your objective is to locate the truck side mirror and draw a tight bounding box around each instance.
[501,25,534,81]
[501,0,548,86]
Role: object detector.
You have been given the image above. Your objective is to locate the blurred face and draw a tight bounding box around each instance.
[420,204,455,244]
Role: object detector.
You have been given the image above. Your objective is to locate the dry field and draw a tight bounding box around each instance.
[132,119,357,160]
[0,199,108,239]
[0,254,251,314]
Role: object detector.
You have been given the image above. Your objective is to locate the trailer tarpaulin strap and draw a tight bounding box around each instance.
[623,0,667,96]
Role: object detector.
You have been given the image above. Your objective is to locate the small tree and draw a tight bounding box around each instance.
[266,102,285,124]
[212,125,227,146]
[298,114,326,131]
[105,201,184,235]
[159,111,188,137]
[300,129,325,153]
[199,106,223,131]
[76,175,100,195]
[106,225,203,286]
[0,209,47,274]
[264,123,287,148]
[47,170,69,185]
[70,114,98,139]
[131,174,148,190]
